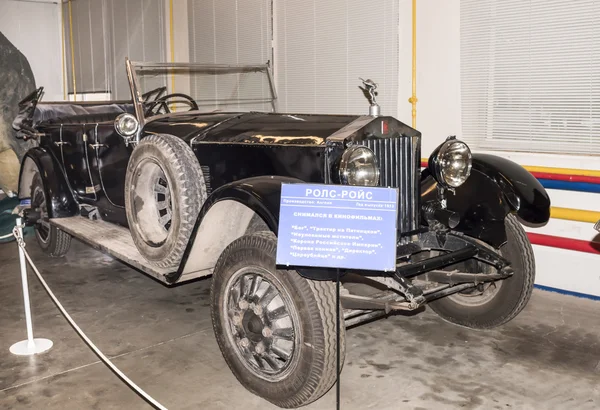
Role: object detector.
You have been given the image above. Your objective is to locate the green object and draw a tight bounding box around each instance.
[0,196,33,243]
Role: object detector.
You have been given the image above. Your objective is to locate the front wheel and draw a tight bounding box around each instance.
[428,214,535,329]
[211,232,344,408]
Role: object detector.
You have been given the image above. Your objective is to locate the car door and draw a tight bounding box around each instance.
[60,123,98,202]
[89,123,132,208]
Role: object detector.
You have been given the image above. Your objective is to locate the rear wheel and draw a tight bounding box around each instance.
[211,232,344,408]
[30,173,71,257]
[428,214,535,329]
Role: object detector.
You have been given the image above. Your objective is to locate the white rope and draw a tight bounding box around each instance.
[0,232,14,240]
[12,227,168,410]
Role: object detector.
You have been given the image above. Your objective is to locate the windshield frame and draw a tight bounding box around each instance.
[125,59,277,129]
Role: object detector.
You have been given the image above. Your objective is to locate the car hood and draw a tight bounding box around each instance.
[143,112,359,146]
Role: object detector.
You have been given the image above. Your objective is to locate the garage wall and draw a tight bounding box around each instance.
[63,0,168,100]
[398,0,600,298]
[187,0,273,111]
[274,0,399,116]
[0,0,64,101]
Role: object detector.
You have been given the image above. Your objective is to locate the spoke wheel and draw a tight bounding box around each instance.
[31,183,50,244]
[125,134,207,268]
[211,232,344,408]
[223,267,300,381]
[129,159,173,246]
[29,173,71,257]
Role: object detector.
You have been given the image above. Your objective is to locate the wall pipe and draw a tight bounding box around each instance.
[537,179,600,194]
[528,233,600,255]
[528,171,600,185]
[60,0,67,101]
[550,207,600,224]
[408,0,417,129]
[525,165,600,178]
[169,0,175,93]
[67,0,76,101]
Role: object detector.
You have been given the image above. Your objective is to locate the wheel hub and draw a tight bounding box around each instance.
[130,159,173,246]
[243,311,266,342]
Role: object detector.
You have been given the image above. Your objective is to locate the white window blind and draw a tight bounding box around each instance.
[64,0,167,100]
[275,0,398,116]
[461,0,600,154]
[188,0,273,111]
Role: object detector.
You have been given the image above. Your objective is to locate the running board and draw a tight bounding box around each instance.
[50,216,175,284]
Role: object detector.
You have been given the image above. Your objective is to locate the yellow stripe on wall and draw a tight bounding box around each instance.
[551,207,600,224]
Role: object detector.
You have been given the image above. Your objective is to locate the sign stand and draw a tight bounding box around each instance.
[276,183,400,410]
[336,268,341,410]
[9,218,53,356]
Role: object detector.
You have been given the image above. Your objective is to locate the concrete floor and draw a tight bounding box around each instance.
[0,237,599,410]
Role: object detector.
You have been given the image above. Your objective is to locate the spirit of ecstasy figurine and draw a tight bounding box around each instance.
[359,77,380,117]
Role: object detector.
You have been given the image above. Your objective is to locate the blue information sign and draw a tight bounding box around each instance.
[276,183,399,272]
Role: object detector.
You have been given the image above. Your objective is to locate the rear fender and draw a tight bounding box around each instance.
[170,176,301,283]
[18,148,79,218]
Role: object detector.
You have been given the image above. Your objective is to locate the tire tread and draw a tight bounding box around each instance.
[125,134,206,268]
[429,214,535,329]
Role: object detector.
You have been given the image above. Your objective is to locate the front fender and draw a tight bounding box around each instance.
[171,176,303,283]
[471,154,550,225]
[200,175,304,231]
[421,153,550,247]
[18,147,79,218]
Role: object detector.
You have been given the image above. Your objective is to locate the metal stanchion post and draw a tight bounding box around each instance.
[9,218,53,356]
[336,268,341,410]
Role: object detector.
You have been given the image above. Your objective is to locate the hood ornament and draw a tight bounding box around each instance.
[359,78,380,117]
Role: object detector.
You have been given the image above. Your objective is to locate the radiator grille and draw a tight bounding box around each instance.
[360,136,420,234]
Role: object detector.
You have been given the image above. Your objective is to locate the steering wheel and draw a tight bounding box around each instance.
[144,93,199,116]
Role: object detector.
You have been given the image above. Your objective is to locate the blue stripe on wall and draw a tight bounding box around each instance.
[534,284,600,301]
[538,179,600,193]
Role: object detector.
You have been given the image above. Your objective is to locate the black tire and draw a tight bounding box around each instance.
[125,134,207,268]
[428,214,535,329]
[30,173,71,257]
[211,232,344,408]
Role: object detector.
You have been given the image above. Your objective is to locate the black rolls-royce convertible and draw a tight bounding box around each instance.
[13,60,550,408]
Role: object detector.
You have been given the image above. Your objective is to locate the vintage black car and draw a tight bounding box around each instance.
[13,61,550,408]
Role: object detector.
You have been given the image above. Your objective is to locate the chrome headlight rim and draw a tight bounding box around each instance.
[114,113,139,137]
[338,145,380,187]
[429,138,472,189]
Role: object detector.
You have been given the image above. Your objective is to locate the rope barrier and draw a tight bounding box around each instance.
[11,227,168,410]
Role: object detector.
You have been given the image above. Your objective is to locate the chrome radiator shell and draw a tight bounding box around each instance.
[360,135,421,237]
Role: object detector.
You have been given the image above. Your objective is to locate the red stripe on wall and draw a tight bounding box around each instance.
[528,172,600,185]
[527,232,600,255]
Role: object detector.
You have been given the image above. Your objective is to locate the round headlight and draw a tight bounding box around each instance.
[339,145,380,186]
[429,138,472,188]
[115,113,139,137]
